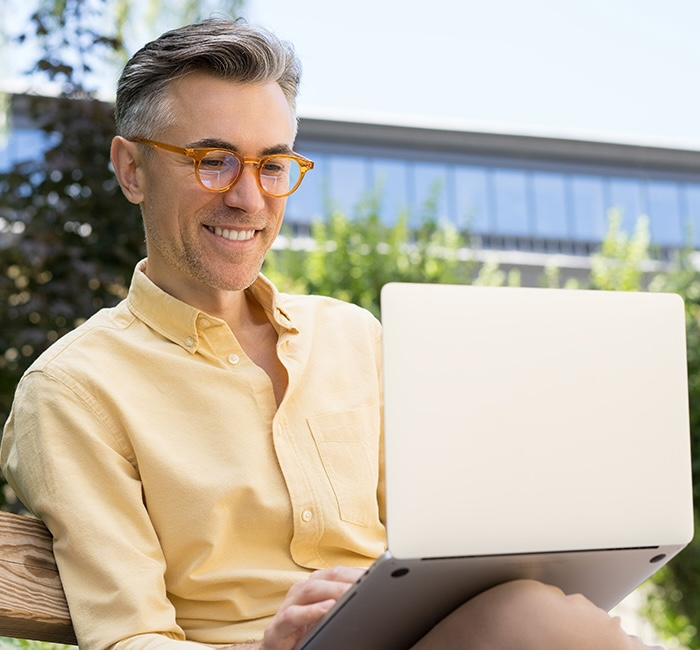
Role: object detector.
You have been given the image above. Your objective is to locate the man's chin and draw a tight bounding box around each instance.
[209,267,264,293]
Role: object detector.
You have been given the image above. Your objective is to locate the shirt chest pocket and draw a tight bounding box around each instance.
[307,405,381,527]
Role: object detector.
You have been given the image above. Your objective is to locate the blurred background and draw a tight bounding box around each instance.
[1,1,699,648]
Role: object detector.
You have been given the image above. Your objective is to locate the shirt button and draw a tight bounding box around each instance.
[228,353,240,365]
[301,510,313,522]
[199,317,210,328]
[184,337,195,347]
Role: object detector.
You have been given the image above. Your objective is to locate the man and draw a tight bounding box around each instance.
[1,18,660,650]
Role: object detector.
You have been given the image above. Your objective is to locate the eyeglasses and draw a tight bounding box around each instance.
[130,137,315,198]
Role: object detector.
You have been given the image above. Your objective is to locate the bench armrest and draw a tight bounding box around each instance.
[0,510,77,645]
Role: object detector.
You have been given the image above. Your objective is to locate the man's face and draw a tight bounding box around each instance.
[137,73,297,302]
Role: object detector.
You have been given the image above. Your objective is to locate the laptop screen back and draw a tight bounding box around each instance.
[380,283,693,559]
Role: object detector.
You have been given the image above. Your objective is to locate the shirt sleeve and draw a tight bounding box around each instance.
[1,369,210,650]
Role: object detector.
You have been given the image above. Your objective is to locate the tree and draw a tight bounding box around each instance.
[2,0,245,87]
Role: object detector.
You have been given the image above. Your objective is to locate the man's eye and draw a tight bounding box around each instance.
[262,159,287,175]
[201,156,227,170]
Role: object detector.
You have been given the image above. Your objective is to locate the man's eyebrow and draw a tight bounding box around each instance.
[262,143,295,156]
[187,139,294,156]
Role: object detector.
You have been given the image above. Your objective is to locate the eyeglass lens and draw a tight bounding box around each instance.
[197,152,302,196]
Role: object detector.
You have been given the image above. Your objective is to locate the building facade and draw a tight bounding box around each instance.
[3,94,700,286]
[292,115,700,285]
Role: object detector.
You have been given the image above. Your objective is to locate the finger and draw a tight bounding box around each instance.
[283,575,356,608]
[261,567,368,650]
[262,599,336,650]
[307,565,366,585]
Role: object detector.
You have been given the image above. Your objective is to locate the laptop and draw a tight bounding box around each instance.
[296,283,694,650]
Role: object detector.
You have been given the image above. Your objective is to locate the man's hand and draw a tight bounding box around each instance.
[259,566,365,650]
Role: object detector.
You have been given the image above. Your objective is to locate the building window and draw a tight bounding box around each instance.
[412,162,450,226]
[454,166,491,233]
[683,183,700,248]
[532,172,569,239]
[286,150,326,223]
[571,175,606,242]
[606,177,646,234]
[646,181,683,247]
[370,158,410,224]
[492,169,530,236]
[327,154,367,216]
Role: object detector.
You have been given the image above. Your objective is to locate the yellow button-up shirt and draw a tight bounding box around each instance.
[1,261,386,650]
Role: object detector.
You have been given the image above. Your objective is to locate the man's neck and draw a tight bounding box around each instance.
[143,259,256,329]
[143,259,288,405]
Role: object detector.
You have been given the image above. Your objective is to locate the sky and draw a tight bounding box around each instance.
[2,0,699,149]
[244,0,700,148]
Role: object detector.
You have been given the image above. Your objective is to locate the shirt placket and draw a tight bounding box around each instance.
[273,324,329,567]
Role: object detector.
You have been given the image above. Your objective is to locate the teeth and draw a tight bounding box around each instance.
[210,227,255,241]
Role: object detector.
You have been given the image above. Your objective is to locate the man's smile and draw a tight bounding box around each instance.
[205,225,257,242]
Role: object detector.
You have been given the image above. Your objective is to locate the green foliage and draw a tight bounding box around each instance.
[265,187,527,318]
[265,188,478,318]
[1,3,700,646]
[4,0,245,84]
[0,638,73,650]
[590,210,651,291]
[644,553,699,650]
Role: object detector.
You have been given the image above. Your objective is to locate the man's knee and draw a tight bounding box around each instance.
[411,580,559,648]
[481,578,565,608]
[473,579,624,644]
[412,579,642,650]
[467,579,567,634]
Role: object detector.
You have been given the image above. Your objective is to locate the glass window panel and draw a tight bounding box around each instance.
[532,172,568,238]
[285,151,326,223]
[571,175,606,241]
[370,158,409,225]
[413,162,449,225]
[327,154,368,216]
[646,181,683,247]
[454,166,491,233]
[0,127,55,172]
[492,169,529,235]
[683,184,700,247]
[607,178,645,233]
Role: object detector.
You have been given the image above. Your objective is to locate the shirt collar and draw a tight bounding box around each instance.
[126,259,298,352]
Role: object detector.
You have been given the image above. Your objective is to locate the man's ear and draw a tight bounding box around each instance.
[111,136,146,205]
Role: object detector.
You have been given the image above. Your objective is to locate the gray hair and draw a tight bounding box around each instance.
[115,18,302,138]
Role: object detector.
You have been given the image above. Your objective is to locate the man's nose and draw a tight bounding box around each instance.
[222,164,266,212]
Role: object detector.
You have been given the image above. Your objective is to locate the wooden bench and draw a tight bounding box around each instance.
[0,510,77,645]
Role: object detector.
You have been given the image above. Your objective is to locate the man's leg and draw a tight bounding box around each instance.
[411,580,662,650]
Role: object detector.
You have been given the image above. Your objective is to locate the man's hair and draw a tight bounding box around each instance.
[115,18,302,138]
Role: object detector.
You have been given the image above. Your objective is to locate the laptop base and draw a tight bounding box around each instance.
[297,545,683,650]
